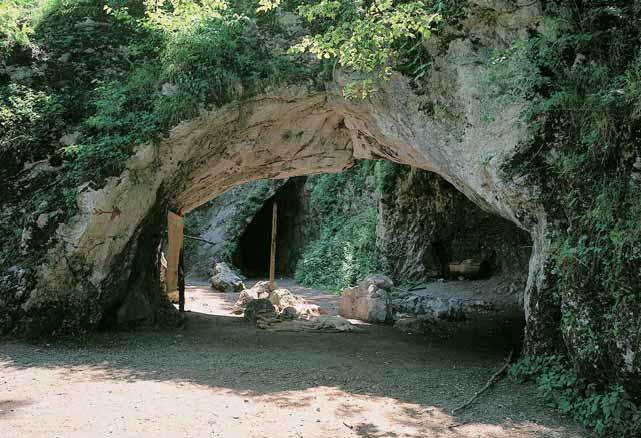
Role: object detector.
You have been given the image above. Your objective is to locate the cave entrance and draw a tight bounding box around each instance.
[231,178,310,278]
[180,161,531,353]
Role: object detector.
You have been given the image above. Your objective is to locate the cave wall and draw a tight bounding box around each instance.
[183,179,285,280]
[376,163,531,284]
[271,177,319,276]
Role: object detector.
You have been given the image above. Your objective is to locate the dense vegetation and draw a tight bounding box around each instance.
[0,0,439,267]
[294,161,380,291]
[491,1,641,435]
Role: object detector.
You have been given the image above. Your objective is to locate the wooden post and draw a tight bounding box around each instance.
[166,211,184,304]
[269,202,278,291]
[178,248,185,312]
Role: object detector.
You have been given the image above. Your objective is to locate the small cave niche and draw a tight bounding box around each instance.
[232,177,312,278]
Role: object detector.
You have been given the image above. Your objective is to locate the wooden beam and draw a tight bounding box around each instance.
[166,211,184,296]
[178,248,185,312]
[269,202,278,291]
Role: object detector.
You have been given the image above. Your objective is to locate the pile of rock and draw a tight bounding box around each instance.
[389,293,493,322]
[244,299,277,329]
[232,281,326,327]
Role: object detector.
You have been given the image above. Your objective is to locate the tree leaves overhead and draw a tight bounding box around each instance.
[260,0,442,98]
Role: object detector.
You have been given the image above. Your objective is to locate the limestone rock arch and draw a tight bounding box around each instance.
[17,1,557,351]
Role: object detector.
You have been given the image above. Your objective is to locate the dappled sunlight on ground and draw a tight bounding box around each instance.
[0,280,586,437]
[0,359,582,438]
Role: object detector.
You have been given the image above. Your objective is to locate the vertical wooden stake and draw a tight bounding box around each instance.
[166,210,184,300]
[269,202,278,291]
[178,248,185,312]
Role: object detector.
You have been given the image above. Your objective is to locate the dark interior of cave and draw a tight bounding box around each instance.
[233,178,310,278]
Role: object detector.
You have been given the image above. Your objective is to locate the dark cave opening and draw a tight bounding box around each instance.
[232,177,311,278]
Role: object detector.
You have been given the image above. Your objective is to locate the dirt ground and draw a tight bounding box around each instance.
[1,281,588,438]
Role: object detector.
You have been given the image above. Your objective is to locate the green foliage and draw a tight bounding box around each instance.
[288,0,442,97]
[510,355,641,437]
[294,161,381,292]
[0,0,60,60]
[0,83,63,172]
[489,2,641,434]
[54,0,310,184]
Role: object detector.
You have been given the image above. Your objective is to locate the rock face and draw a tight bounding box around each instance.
[391,294,474,322]
[376,165,531,283]
[339,275,393,323]
[183,180,285,278]
[210,262,245,293]
[2,0,566,364]
[243,299,276,323]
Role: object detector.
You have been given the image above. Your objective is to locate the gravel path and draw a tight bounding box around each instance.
[0,282,588,438]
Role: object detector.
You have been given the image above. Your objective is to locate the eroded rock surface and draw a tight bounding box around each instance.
[339,275,393,323]
[210,262,245,293]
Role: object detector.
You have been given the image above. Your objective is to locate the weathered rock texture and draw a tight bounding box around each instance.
[231,177,318,277]
[339,275,393,323]
[2,1,561,358]
[210,262,245,293]
[376,164,531,283]
[194,160,530,289]
[390,276,524,323]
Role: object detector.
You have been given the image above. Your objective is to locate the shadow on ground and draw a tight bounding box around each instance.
[0,285,587,437]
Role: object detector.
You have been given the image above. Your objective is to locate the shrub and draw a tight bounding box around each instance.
[510,355,641,437]
[294,162,380,292]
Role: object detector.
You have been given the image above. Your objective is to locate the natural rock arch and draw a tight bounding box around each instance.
[18,2,558,351]
[23,78,554,350]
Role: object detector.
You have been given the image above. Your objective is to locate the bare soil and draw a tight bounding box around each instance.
[1,281,588,437]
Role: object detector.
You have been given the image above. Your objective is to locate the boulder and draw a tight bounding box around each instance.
[293,303,325,320]
[280,306,298,320]
[244,299,276,323]
[339,275,392,323]
[269,288,300,309]
[210,262,245,293]
[249,280,271,299]
[390,293,492,322]
[231,288,258,314]
[231,280,271,314]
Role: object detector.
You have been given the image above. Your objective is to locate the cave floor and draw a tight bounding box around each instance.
[0,280,588,438]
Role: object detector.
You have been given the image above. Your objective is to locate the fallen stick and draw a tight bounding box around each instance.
[451,349,514,415]
[183,235,217,246]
